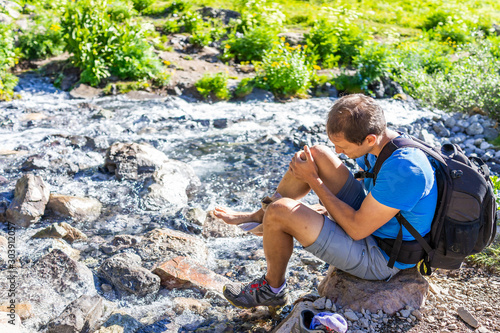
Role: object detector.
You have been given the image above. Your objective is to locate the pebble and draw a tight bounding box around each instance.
[457,306,479,328]
[447,324,458,330]
[313,297,326,310]
[325,299,334,311]
[411,310,423,321]
[400,309,411,318]
[344,310,359,322]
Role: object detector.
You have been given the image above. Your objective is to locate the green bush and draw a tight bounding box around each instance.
[131,0,155,12]
[18,18,65,60]
[221,27,277,62]
[62,0,167,87]
[234,78,255,98]
[306,7,368,66]
[255,42,312,97]
[0,24,18,101]
[353,42,392,89]
[234,0,285,32]
[488,35,500,59]
[107,0,137,21]
[179,11,203,33]
[396,41,500,119]
[195,72,231,100]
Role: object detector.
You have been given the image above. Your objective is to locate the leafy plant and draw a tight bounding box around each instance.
[353,42,392,89]
[195,72,231,100]
[234,0,285,32]
[234,77,255,98]
[62,0,166,87]
[17,18,65,60]
[221,27,277,63]
[255,41,312,97]
[131,0,155,12]
[0,24,18,101]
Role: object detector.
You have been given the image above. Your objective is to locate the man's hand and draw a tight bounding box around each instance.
[289,145,320,185]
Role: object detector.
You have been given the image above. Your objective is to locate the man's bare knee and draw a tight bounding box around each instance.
[264,198,298,227]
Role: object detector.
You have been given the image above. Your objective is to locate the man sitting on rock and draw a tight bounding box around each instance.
[213,94,437,309]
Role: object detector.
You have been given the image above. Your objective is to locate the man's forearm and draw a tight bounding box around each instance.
[308,177,365,240]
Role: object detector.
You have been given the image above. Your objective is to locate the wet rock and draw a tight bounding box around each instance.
[383,78,404,97]
[46,295,103,333]
[0,311,24,332]
[369,79,385,99]
[183,207,206,226]
[344,310,359,321]
[277,32,305,46]
[152,256,230,295]
[457,306,479,328]
[6,174,51,228]
[33,249,95,296]
[94,311,143,333]
[202,211,246,238]
[172,297,211,315]
[0,235,7,265]
[125,91,163,100]
[243,88,275,103]
[69,83,102,99]
[21,155,50,171]
[33,222,87,243]
[141,159,201,211]
[483,127,499,141]
[135,228,208,264]
[318,267,428,315]
[46,194,102,222]
[100,234,140,255]
[313,296,326,310]
[0,302,33,320]
[98,253,160,297]
[466,122,484,136]
[50,238,81,261]
[92,108,114,119]
[198,6,241,25]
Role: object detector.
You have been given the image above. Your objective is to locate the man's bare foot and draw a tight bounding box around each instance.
[212,207,263,225]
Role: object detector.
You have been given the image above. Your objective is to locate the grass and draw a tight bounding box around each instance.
[467,237,500,272]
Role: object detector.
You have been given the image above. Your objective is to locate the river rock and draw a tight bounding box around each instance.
[6,174,51,228]
[244,88,275,103]
[172,297,211,315]
[34,249,95,294]
[69,83,101,99]
[317,267,428,315]
[202,211,246,238]
[94,311,143,333]
[98,253,160,297]
[46,194,102,222]
[457,306,479,328]
[483,127,499,141]
[140,159,200,211]
[46,295,104,333]
[100,234,140,254]
[104,142,169,181]
[134,228,208,264]
[198,6,241,25]
[152,256,230,295]
[466,122,484,136]
[33,222,87,243]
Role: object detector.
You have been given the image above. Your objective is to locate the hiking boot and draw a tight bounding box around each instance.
[300,310,328,332]
[223,275,288,309]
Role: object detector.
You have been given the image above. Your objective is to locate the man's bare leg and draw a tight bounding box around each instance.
[213,145,350,225]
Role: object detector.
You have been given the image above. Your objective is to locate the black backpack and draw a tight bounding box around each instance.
[356,135,498,275]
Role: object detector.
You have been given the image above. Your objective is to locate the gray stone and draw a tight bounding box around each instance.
[98,253,160,297]
[277,32,305,46]
[47,295,103,333]
[100,234,140,254]
[94,311,143,333]
[183,207,206,226]
[400,309,411,318]
[6,174,51,228]
[444,116,457,128]
[457,119,470,129]
[482,151,494,161]
[344,310,359,321]
[433,122,450,137]
[198,7,241,25]
[69,83,102,99]
[466,122,484,136]
[32,222,87,243]
[134,228,208,264]
[46,194,102,222]
[457,306,479,328]
[243,88,275,103]
[313,297,326,310]
[202,211,246,238]
[484,127,499,141]
[318,267,428,315]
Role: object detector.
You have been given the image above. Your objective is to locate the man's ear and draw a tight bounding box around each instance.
[365,134,377,146]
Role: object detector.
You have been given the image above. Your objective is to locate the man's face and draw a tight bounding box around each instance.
[329,133,371,159]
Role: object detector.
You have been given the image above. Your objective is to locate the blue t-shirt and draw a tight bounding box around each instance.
[356,147,438,269]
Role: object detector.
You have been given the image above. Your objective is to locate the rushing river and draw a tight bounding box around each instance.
[0,73,462,332]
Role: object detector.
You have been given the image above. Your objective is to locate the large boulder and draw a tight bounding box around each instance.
[318,267,428,315]
[5,174,51,228]
[46,295,104,333]
[98,253,160,297]
[152,256,230,295]
[134,228,208,265]
[45,194,102,222]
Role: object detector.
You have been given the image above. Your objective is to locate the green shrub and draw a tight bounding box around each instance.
[18,18,65,60]
[488,35,500,59]
[0,24,18,101]
[108,0,137,21]
[332,73,363,94]
[102,80,151,94]
[422,10,475,44]
[195,72,231,100]
[62,0,166,87]
[131,0,155,12]
[353,42,392,89]
[306,6,368,66]
[179,11,203,33]
[396,41,500,119]
[255,42,312,97]
[221,27,277,63]
[234,78,255,98]
[234,0,285,32]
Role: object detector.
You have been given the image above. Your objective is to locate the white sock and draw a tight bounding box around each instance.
[269,279,286,294]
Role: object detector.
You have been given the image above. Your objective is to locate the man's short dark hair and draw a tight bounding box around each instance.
[326,94,386,145]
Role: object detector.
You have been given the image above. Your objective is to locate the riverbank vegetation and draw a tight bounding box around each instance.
[1,0,500,119]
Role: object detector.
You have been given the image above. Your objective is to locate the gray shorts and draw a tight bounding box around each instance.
[304,172,400,281]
